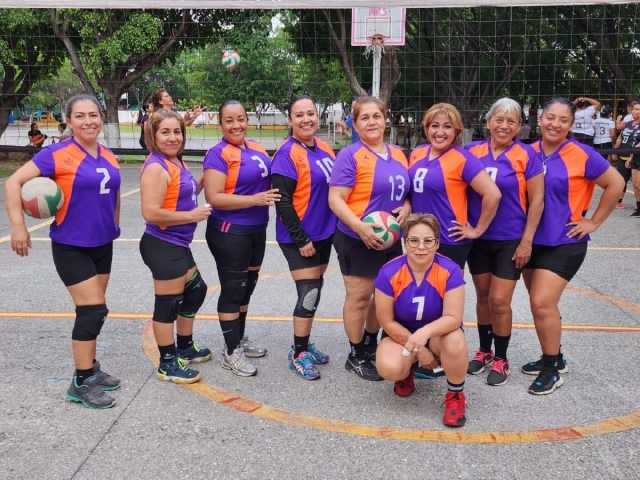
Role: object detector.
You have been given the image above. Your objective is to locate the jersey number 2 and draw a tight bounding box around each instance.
[96,168,111,194]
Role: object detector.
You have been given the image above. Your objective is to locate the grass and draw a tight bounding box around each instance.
[0,165,17,177]
[119,124,289,140]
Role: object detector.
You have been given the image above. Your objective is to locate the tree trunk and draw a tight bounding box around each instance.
[0,108,11,142]
[102,89,122,149]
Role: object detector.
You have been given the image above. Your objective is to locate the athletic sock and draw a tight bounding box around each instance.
[478,324,493,352]
[542,353,559,370]
[75,368,95,385]
[349,339,366,357]
[220,318,240,356]
[363,329,379,349]
[447,380,465,392]
[636,201,640,211]
[493,334,511,360]
[158,344,177,364]
[294,335,310,359]
[238,311,247,339]
[176,334,193,350]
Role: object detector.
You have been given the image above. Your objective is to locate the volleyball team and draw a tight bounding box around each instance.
[4,92,624,428]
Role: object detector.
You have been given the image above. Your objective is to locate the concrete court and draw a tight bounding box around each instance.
[0,164,639,480]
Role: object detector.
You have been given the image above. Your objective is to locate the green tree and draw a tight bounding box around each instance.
[24,59,87,116]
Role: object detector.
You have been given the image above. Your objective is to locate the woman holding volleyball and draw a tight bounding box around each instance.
[272,96,337,380]
[329,96,411,382]
[139,109,213,384]
[5,94,121,409]
[465,98,544,386]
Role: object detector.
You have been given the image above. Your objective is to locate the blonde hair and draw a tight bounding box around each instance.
[403,213,441,242]
[144,109,186,156]
[353,96,386,122]
[422,103,464,146]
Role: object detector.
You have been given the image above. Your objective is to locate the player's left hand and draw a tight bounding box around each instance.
[512,241,532,269]
[404,329,429,359]
[299,242,316,257]
[566,218,597,240]
[392,203,412,227]
[448,221,481,241]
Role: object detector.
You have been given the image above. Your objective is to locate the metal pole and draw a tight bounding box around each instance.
[372,47,381,99]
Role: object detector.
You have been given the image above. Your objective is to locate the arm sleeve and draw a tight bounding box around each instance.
[272,173,311,247]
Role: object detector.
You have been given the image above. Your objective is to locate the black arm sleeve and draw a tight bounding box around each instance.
[271,173,311,248]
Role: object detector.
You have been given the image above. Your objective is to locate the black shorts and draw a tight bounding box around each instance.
[467,239,522,280]
[278,236,333,272]
[205,227,266,272]
[333,229,403,278]
[593,142,612,150]
[525,242,588,281]
[572,133,594,146]
[632,156,640,170]
[381,326,464,350]
[139,233,195,281]
[437,242,473,270]
[51,241,113,287]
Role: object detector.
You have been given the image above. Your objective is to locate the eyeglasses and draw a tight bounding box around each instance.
[405,237,438,249]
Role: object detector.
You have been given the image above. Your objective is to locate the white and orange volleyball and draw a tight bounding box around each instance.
[363,211,401,249]
[222,49,241,71]
[21,177,64,219]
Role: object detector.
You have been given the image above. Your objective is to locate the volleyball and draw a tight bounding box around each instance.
[222,49,241,70]
[21,177,64,219]
[362,211,401,249]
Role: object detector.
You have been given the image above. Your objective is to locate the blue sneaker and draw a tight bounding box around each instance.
[156,358,201,384]
[177,344,212,364]
[289,351,321,380]
[307,343,329,364]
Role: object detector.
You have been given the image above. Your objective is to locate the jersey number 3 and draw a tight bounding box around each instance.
[96,168,111,194]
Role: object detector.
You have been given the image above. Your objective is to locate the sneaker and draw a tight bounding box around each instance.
[156,358,201,384]
[362,343,377,361]
[289,351,321,380]
[394,364,417,397]
[630,210,640,218]
[528,369,564,395]
[345,354,383,381]
[486,358,510,386]
[177,343,212,364]
[239,336,267,358]
[467,348,494,375]
[307,343,330,364]
[442,391,467,427]
[616,202,624,209]
[92,361,121,391]
[66,376,115,409]
[414,365,445,379]
[521,354,569,375]
[223,347,257,377]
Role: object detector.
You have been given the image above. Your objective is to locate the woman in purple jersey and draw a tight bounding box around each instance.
[375,214,469,427]
[329,96,411,382]
[272,96,336,380]
[5,95,121,409]
[139,109,213,385]
[203,100,280,377]
[521,98,623,395]
[465,98,544,386]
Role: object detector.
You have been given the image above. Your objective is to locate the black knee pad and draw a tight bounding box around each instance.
[315,275,325,310]
[294,279,322,318]
[154,294,183,323]
[179,270,208,319]
[218,271,248,314]
[72,304,109,341]
[241,270,260,306]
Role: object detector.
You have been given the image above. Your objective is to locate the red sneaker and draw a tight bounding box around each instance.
[442,391,467,427]
[394,364,416,397]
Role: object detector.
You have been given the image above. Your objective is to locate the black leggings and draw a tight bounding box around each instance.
[616,158,632,198]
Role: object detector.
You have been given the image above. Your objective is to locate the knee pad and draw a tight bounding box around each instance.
[315,275,325,310]
[241,270,260,306]
[153,294,183,323]
[294,279,322,318]
[218,271,248,313]
[72,304,109,341]
[179,270,208,319]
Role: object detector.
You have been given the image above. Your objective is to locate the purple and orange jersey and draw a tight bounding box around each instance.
[203,138,272,228]
[329,142,409,239]
[31,139,121,247]
[531,139,610,246]
[141,153,198,248]
[409,144,485,245]
[374,253,465,331]
[466,140,543,241]
[272,137,337,243]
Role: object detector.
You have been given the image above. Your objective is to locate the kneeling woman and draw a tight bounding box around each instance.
[374,214,469,427]
[140,109,213,384]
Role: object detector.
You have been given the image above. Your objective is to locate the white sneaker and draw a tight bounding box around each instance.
[222,347,257,377]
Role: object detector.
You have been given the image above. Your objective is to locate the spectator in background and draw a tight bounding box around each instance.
[138,102,150,150]
[593,107,616,154]
[150,88,203,127]
[335,97,359,144]
[27,123,47,148]
[518,112,531,140]
[50,123,72,144]
[572,96,601,146]
[616,101,636,131]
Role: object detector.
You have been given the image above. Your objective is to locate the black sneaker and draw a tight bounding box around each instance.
[66,376,115,409]
[93,361,121,391]
[467,348,494,375]
[528,369,564,395]
[630,210,640,218]
[362,344,377,361]
[345,354,382,381]
[521,354,568,375]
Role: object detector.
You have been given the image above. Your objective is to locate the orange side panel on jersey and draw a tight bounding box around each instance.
[52,143,85,226]
[246,139,269,157]
[347,148,377,218]
[409,145,430,168]
[468,142,489,159]
[389,264,414,300]
[316,138,336,159]
[290,143,312,220]
[560,145,591,222]
[390,146,409,168]
[426,262,451,298]
[99,146,121,170]
[505,144,529,213]
[159,161,181,231]
[221,144,240,193]
[440,150,469,225]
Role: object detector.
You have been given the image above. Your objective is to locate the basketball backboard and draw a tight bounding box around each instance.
[351,7,406,46]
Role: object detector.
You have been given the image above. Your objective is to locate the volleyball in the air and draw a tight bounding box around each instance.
[363,211,401,249]
[222,49,241,71]
[21,177,64,219]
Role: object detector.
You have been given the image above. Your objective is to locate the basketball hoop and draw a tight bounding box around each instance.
[364,34,388,59]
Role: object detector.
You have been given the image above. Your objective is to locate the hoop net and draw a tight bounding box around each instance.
[364,34,388,58]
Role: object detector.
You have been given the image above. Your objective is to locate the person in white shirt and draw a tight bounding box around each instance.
[616,101,636,131]
[572,96,600,146]
[593,108,617,152]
